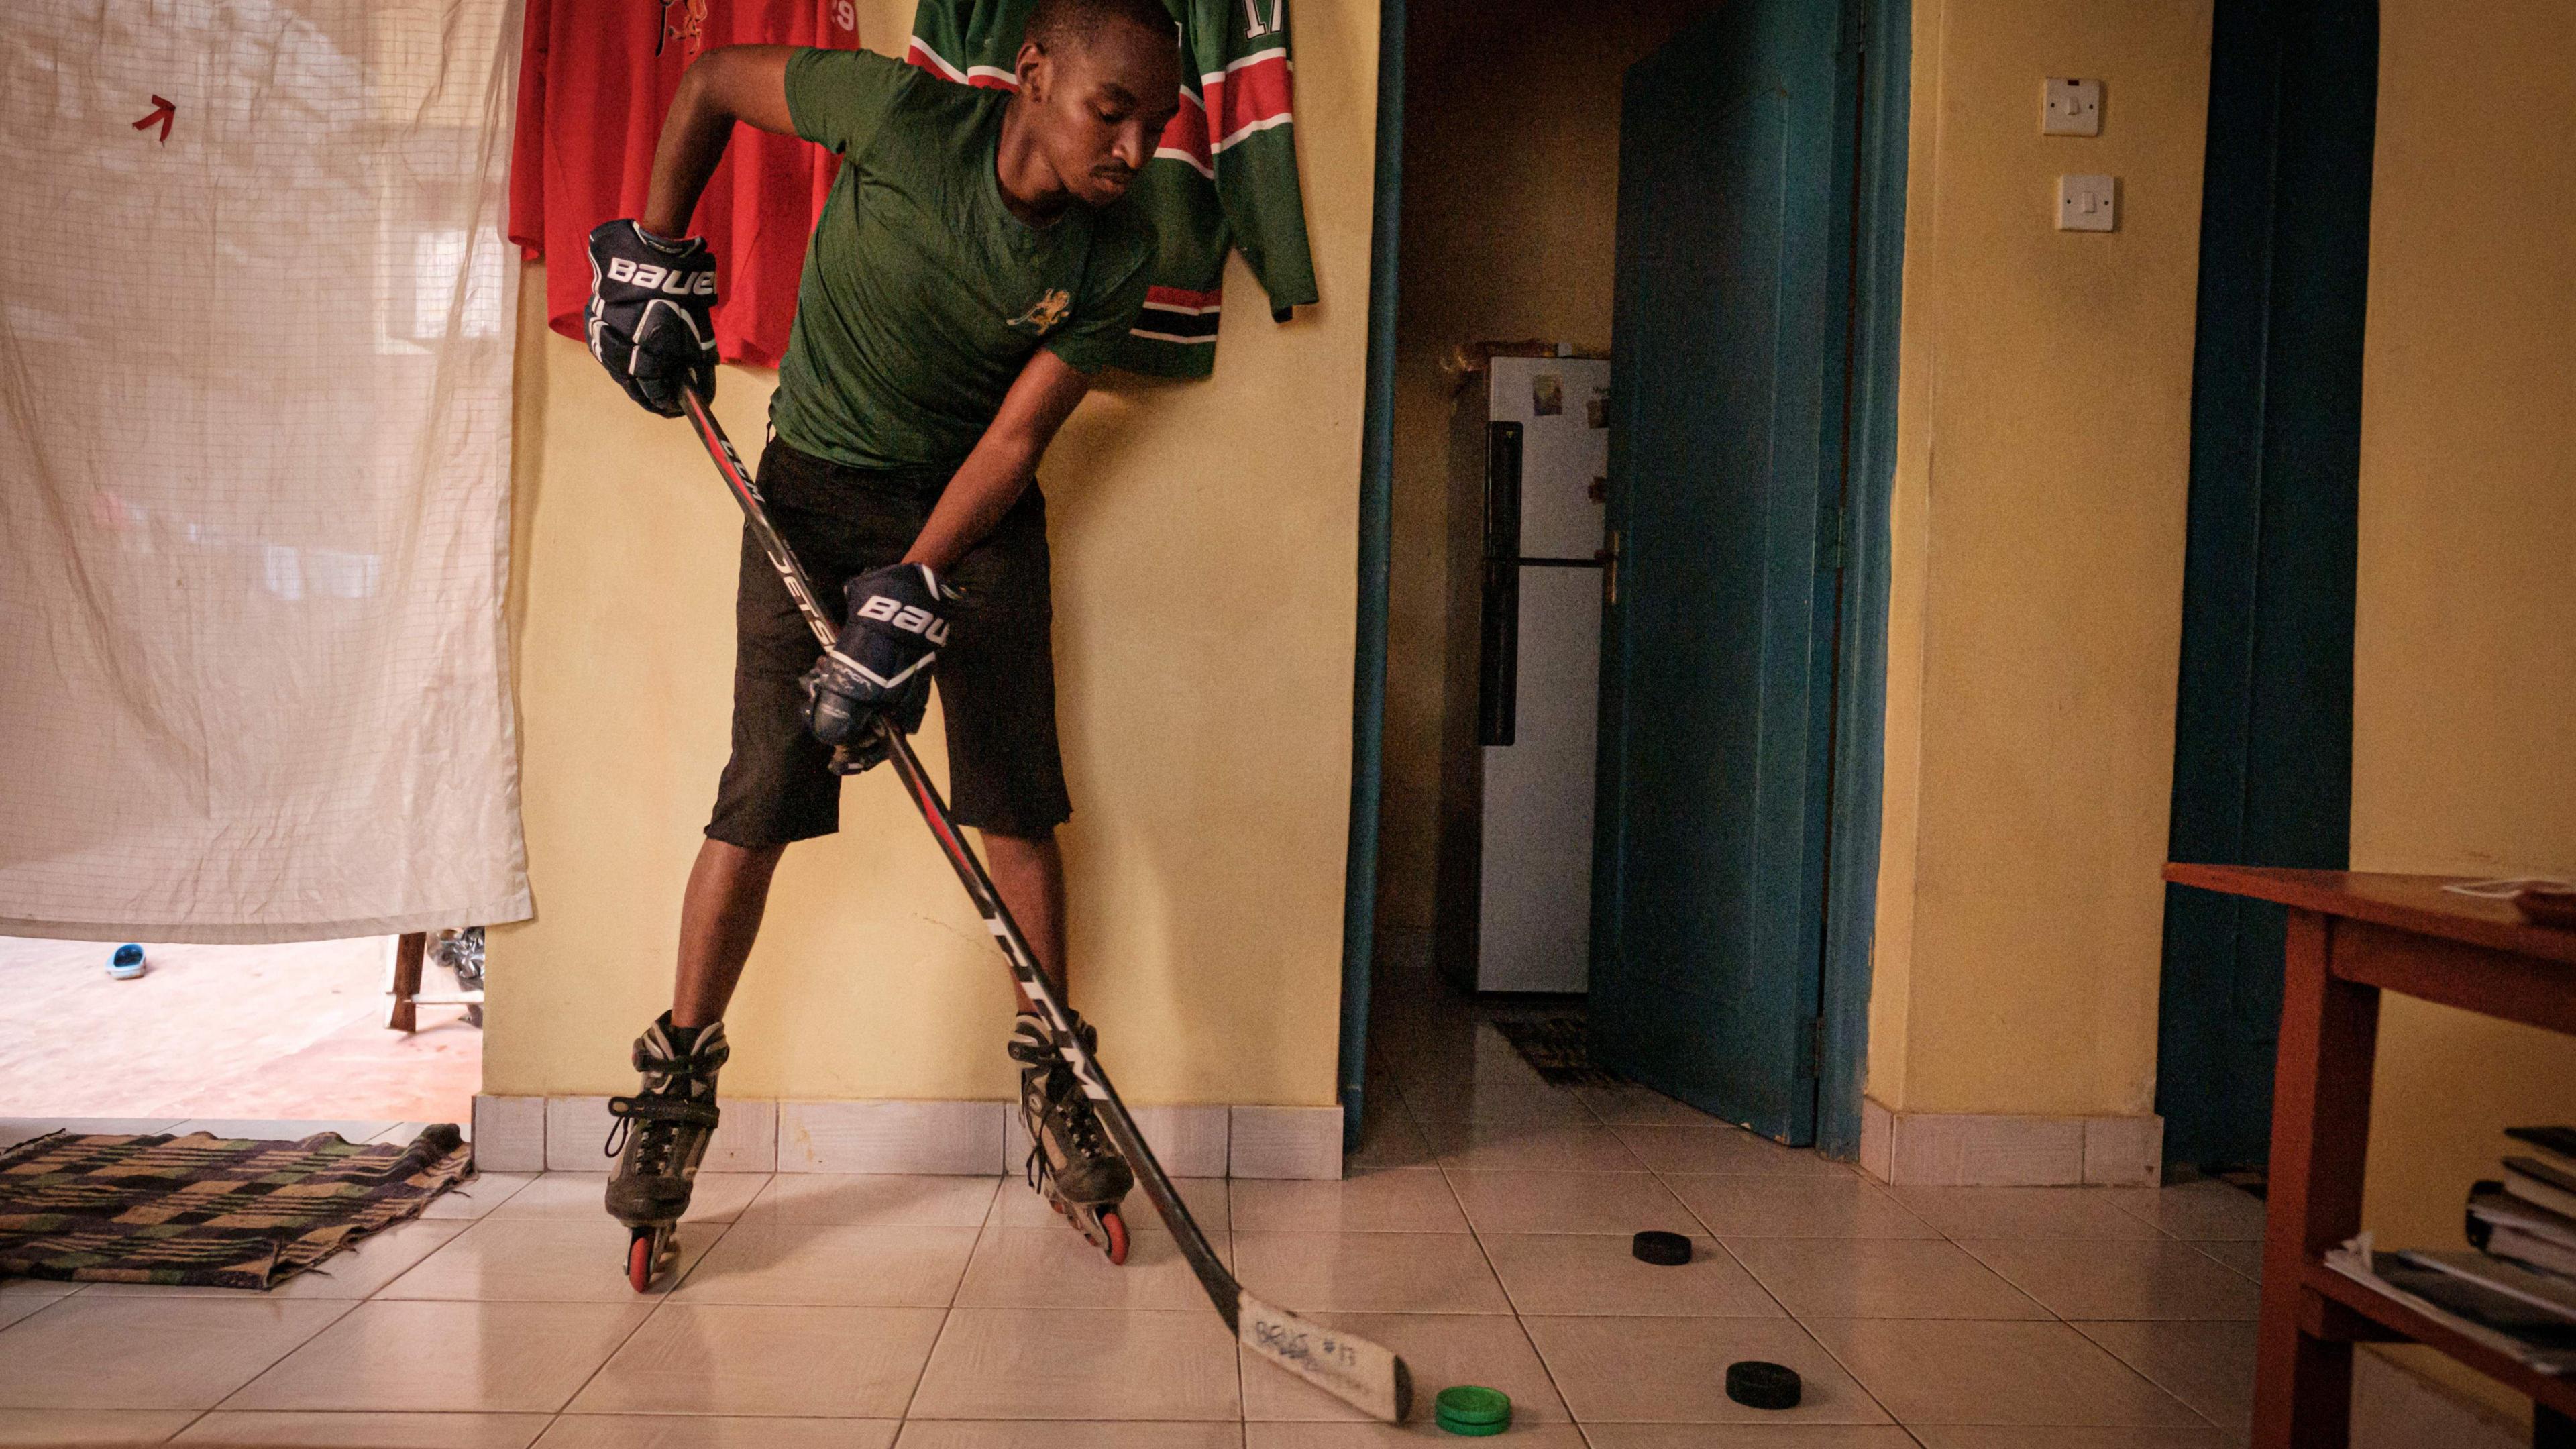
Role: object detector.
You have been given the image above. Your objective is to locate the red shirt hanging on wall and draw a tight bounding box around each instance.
[509,0,862,367]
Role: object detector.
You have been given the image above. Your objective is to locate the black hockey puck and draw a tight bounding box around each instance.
[1631,1229,1692,1265]
[1725,1360,1802,1410]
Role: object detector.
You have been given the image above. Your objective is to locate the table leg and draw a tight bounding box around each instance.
[2253,908,2381,1448]
[387,931,425,1033]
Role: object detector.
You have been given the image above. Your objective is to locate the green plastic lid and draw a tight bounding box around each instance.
[1434,1409,1510,1436]
[1435,1385,1513,1427]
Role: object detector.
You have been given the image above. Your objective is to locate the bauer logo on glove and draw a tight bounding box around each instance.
[586,219,719,417]
[800,564,955,761]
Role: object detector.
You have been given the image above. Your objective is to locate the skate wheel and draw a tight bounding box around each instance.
[1098,1209,1129,1266]
[627,1232,657,1293]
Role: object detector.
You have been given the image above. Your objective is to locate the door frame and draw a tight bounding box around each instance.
[1815,0,1910,1159]
[1340,0,1909,1157]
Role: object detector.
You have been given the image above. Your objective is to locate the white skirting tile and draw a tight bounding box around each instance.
[1228,1105,1343,1179]
[2084,1112,2165,1186]
[539,1093,777,1174]
[1004,1102,1230,1179]
[780,1099,1006,1174]
[470,1095,546,1174]
[1861,1097,2162,1187]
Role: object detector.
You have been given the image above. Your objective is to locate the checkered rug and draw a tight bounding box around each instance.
[0,1125,471,1289]
[1489,1016,1625,1086]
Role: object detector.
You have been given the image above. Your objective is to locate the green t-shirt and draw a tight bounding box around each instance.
[771,48,1154,474]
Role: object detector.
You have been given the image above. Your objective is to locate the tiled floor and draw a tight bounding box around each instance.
[0,968,2267,1446]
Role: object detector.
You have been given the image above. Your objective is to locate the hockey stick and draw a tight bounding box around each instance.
[676,387,1413,1424]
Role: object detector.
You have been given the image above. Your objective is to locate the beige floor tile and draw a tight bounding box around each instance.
[985,1178,1228,1234]
[2104,1181,2271,1242]
[743,1173,1001,1226]
[176,1411,552,1446]
[227,1300,650,1413]
[953,1223,1225,1311]
[541,1415,900,1448]
[1446,1169,1697,1235]
[1611,1124,1850,1177]
[1482,1233,1783,1317]
[570,1303,943,1417]
[1960,1239,2263,1320]
[1580,1430,1925,1448]
[0,1409,199,1444]
[83,1221,466,1301]
[1426,1122,1646,1173]
[0,1296,350,1409]
[2077,1319,2258,1434]
[2194,1238,2263,1281]
[1803,1318,2206,1427]
[1572,1085,1722,1128]
[1396,1079,1596,1126]
[672,1222,978,1306]
[425,1173,538,1220]
[1231,1230,1510,1313]
[1889,1187,2167,1240]
[899,1426,1241,1449]
[491,1172,767,1223]
[1666,1174,1939,1239]
[1238,1311,1568,1424]
[1248,1428,1587,1448]
[1342,1108,1438,1171]
[1522,1315,1892,1424]
[908,1307,1241,1420]
[1728,1238,2048,1320]
[0,1277,81,1330]
[1231,1171,1468,1233]
[1916,1423,2236,1433]
[377,1216,722,1302]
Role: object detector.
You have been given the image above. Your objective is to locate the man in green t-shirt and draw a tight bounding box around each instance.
[578,0,1182,1281]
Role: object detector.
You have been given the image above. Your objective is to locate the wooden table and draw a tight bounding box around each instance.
[2165,865,2576,1449]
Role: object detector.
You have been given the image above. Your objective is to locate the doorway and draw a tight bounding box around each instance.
[2157,0,2377,1177]
[1347,0,1906,1158]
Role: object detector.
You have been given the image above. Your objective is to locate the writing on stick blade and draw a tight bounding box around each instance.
[1237,1291,1412,1423]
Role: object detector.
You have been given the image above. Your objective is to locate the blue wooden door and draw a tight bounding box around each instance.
[1589,3,1855,1143]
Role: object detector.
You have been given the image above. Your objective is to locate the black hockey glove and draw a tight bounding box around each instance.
[585,219,718,417]
[800,564,954,767]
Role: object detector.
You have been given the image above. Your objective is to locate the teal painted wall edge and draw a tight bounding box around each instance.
[1817,0,1909,1160]
[1338,0,1406,1148]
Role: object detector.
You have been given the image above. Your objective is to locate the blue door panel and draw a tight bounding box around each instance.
[1591,3,1850,1143]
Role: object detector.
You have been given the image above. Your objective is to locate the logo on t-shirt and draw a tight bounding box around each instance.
[1006,289,1074,337]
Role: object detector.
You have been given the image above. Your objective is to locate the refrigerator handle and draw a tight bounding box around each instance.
[1477,423,1524,747]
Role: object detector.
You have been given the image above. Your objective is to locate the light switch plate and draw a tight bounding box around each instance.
[2045,77,2103,136]
[2057,174,2117,232]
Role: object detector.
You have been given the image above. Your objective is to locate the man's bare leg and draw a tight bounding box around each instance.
[673,838,786,1028]
[982,828,1067,1010]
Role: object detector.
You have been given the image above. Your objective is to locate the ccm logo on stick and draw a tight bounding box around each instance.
[859,594,949,645]
[606,258,716,295]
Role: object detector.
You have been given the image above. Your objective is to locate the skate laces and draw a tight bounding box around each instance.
[604,1017,727,1162]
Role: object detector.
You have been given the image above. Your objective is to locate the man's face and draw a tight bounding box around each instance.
[1018,21,1184,208]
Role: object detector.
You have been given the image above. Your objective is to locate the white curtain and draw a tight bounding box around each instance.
[0,0,531,942]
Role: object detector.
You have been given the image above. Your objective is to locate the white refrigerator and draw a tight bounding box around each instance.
[1465,355,1610,993]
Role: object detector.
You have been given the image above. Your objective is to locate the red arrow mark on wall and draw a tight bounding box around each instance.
[132,95,175,144]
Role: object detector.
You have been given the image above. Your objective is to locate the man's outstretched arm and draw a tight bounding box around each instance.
[641,46,798,239]
[904,350,1095,573]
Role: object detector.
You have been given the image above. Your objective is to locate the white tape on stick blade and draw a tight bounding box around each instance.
[1238,1291,1411,1423]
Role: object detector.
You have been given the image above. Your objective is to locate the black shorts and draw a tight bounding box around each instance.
[706,437,1071,846]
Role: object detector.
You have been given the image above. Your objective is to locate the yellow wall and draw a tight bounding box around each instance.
[484,0,1380,1106]
[2348,2,2576,1413]
[1868,0,2215,1116]
[1375,0,1719,938]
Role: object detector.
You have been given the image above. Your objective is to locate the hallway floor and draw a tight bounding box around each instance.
[0,973,2263,1446]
